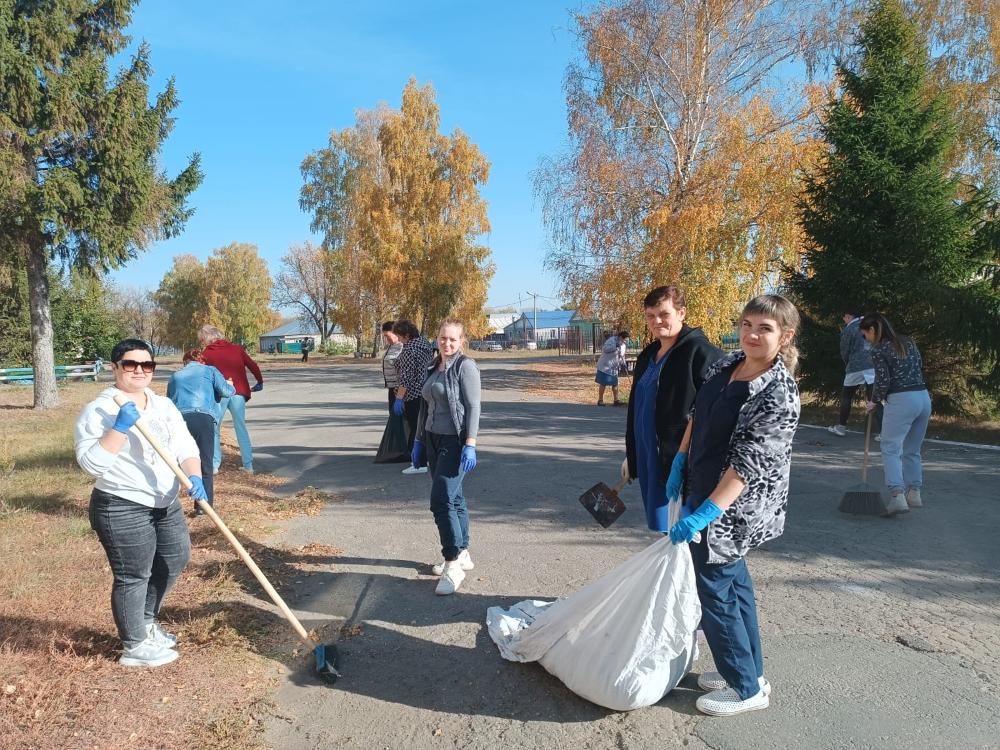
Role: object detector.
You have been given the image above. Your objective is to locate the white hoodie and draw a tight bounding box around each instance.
[75,387,200,508]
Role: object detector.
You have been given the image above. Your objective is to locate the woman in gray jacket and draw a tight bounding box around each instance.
[411,318,482,596]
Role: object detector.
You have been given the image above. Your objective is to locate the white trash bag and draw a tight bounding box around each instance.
[486,534,701,711]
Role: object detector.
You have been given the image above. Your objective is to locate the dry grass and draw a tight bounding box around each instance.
[0,382,342,750]
[527,361,1000,445]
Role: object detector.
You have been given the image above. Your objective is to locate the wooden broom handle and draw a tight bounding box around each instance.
[113,394,314,645]
[862,411,873,483]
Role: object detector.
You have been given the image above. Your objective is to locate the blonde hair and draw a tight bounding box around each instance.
[198,324,224,345]
[438,318,466,339]
[742,294,800,375]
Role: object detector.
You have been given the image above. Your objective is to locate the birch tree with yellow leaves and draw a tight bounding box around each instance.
[537,0,822,342]
[301,79,494,347]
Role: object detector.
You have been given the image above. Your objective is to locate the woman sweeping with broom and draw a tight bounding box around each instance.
[75,339,207,668]
[666,295,801,716]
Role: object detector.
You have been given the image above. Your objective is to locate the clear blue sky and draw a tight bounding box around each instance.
[110,0,580,312]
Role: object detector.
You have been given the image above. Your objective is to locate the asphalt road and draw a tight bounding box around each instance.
[228,359,999,750]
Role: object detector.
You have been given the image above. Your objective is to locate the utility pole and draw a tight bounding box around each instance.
[526,291,539,346]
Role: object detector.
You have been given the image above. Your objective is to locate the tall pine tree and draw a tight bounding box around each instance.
[0,1,202,408]
[791,0,1000,411]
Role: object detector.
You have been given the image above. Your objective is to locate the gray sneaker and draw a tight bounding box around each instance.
[147,622,177,648]
[697,672,771,696]
[882,491,909,517]
[827,424,847,437]
[905,488,923,508]
[120,637,179,668]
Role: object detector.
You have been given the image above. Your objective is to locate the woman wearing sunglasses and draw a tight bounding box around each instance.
[75,339,207,669]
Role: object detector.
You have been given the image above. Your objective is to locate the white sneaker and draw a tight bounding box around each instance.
[432,549,474,576]
[697,672,771,696]
[402,465,428,475]
[827,424,847,437]
[882,491,909,517]
[874,433,882,442]
[119,637,179,668]
[435,561,466,595]
[696,686,769,716]
[906,488,923,508]
[146,622,177,649]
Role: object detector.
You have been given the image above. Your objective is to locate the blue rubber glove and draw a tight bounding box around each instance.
[411,440,425,468]
[393,398,405,417]
[251,382,263,392]
[187,475,208,502]
[112,402,141,434]
[460,445,477,472]
[665,451,687,502]
[669,498,724,544]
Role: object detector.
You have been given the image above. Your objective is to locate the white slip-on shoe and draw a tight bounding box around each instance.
[146,622,177,649]
[432,549,474,576]
[906,488,923,508]
[882,491,909,517]
[119,637,179,668]
[402,465,428,475]
[827,424,847,437]
[696,686,769,716]
[435,561,466,595]
[697,672,771,696]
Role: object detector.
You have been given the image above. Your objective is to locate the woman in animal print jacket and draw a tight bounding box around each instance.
[666,294,801,718]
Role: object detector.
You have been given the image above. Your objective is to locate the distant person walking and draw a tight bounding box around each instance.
[624,285,722,532]
[859,313,931,516]
[828,308,878,437]
[411,318,482,595]
[198,325,263,474]
[75,339,205,668]
[392,319,435,475]
[166,349,235,510]
[667,295,801,717]
[381,321,404,414]
[300,337,314,363]
[595,330,628,406]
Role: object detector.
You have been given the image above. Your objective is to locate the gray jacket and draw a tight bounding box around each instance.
[416,353,481,442]
[841,318,873,374]
[693,351,800,564]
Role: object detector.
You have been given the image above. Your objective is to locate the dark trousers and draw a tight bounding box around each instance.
[402,398,421,454]
[839,383,883,430]
[690,532,763,700]
[387,388,396,415]
[182,411,215,504]
[89,490,192,648]
[427,431,469,561]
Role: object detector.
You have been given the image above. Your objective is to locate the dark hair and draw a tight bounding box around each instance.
[619,330,630,339]
[843,307,863,317]
[381,321,395,332]
[111,339,154,364]
[391,319,420,339]
[859,313,907,358]
[643,285,686,310]
[182,348,204,364]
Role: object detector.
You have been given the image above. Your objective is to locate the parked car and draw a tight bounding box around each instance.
[486,342,502,352]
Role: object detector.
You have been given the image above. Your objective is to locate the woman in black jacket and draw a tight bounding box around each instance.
[623,286,722,532]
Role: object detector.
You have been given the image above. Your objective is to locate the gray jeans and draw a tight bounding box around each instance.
[89,490,191,648]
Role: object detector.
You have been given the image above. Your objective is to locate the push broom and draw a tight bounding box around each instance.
[838,411,886,515]
[113,395,340,682]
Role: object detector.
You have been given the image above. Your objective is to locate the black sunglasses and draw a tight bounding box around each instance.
[117,359,157,373]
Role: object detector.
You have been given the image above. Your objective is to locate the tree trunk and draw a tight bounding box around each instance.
[26,243,58,409]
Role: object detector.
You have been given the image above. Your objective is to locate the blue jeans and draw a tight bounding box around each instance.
[182,411,215,504]
[88,490,191,648]
[426,432,469,562]
[214,394,253,471]
[689,528,763,700]
[880,390,931,493]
